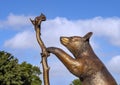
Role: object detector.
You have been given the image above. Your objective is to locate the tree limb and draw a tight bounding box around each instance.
[30,13,50,85]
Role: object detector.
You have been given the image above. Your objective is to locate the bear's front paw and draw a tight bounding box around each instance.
[46,47,56,53]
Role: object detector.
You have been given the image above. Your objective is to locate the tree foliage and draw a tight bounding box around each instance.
[70,79,81,85]
[0,51,42,85]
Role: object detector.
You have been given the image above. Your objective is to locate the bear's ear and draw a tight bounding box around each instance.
[83,32,93,41]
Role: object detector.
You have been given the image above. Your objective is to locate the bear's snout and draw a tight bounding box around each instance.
[60,37,69,46]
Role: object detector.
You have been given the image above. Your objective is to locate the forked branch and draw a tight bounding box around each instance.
[30,13,50,85]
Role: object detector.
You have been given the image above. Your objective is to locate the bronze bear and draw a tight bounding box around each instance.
[47,32,117,85]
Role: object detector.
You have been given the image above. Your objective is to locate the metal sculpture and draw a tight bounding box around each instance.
[31,14,117,85]
[47,33,117,85]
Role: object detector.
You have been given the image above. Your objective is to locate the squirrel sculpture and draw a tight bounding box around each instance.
[47,32,117,85]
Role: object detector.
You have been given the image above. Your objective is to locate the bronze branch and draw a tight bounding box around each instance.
[30,14,50,85]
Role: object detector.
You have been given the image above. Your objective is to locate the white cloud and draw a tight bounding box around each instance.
[107,55,120,74]
[4,30,38,49]
[0,13,34,29]
[42,16,120,46]
[3,14,120,49]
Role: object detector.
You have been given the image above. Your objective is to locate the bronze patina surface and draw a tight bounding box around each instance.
[30,14,50,85]
[47,32,117,85]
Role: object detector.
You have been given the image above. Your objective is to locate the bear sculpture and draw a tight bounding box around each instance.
[47,32,117,85]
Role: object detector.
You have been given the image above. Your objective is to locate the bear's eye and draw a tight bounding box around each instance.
[72,38,79,42]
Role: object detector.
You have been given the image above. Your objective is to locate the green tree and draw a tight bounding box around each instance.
[0,51,42,85]
[70,79,81,85]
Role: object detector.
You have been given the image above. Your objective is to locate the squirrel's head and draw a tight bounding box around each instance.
[60,32,93,58]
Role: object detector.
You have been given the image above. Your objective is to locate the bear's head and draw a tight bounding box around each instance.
[60,32,93,58]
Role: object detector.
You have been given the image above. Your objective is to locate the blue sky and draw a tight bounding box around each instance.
[0,0,120,85]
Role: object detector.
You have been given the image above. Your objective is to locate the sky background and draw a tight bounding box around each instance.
[0,0,120,85]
